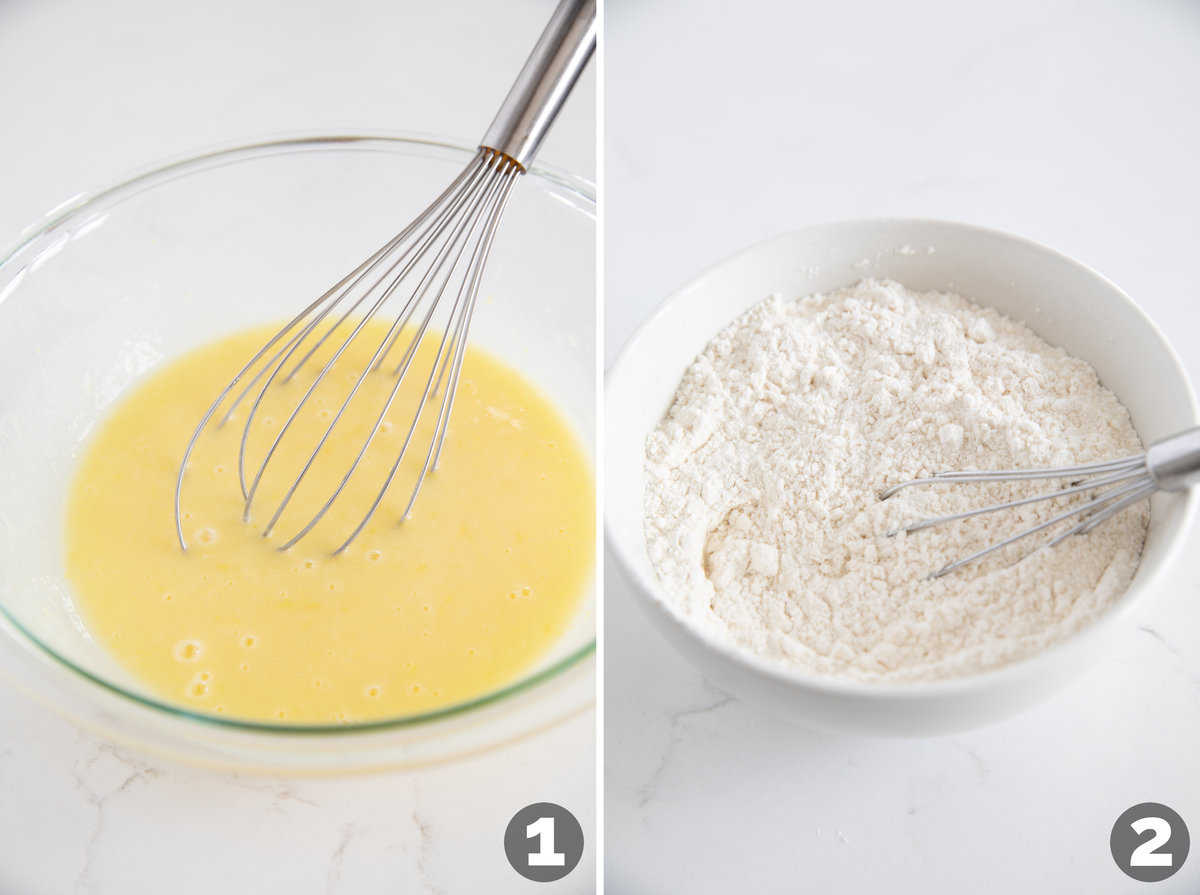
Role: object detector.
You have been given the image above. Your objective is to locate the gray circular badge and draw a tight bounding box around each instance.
[1111,802,1189,882]
[503,802,584,882]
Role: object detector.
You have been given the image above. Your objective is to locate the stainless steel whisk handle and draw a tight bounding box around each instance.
[480,0,596,169]
[1146,426,1200,491]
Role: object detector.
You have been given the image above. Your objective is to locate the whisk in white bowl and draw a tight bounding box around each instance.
[880,426,1200,578]
[174,0,595,554]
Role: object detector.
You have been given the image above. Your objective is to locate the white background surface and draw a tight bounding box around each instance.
[0,1,595,893]
[606,1,1200,893]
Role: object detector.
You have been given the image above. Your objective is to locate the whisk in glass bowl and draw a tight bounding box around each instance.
[0,133,595,767]
[881,426,1200,578]
[175,0,595,554]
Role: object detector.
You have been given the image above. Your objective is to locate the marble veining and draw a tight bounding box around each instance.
[637,689,735,809]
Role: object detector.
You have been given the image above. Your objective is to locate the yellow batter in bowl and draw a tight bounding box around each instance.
[65,322,593,724]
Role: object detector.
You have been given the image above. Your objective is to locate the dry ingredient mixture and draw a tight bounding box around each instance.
[644,279,1148,681]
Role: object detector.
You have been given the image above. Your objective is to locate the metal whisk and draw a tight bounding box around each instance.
[174,0,595,554]
[879,426,1200,578]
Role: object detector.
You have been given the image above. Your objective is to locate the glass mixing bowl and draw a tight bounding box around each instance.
[0,133,595,771]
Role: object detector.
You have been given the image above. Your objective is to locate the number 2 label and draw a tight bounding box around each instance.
[527,815,566,867]
[1130,816,1174,868]
[1110,802,1188,882]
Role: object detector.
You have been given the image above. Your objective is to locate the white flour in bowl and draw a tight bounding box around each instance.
[644,279,1148,681]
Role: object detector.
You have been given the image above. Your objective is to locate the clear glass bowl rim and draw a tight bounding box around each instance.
[0,131,596,736]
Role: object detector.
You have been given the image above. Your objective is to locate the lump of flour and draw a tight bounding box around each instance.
[644,279,1148,681]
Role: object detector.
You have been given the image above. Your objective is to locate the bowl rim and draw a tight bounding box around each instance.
[0,130,596,735]
[606,216,1200,700]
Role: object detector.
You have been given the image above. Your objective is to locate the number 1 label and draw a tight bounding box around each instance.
[526,815,566,867]
[504,801,582,881]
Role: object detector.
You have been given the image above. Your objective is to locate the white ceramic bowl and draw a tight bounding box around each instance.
[0,133,595,771]
[607,219,1198,736]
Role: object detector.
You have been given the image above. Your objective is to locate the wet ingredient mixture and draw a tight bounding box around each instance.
[67,321,593,722]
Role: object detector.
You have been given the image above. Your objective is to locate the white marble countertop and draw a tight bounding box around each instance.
[606,1,1200,892]
[0,1,595,892]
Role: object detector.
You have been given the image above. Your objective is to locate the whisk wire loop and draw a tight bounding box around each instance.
[238,153,497,517]
[274,155,520,552]
[174,149,524,553]
[247,153,503,533]
[877,453,1146,501]
[885,464,1151,537]
[175,0,596,553]
[926,475,1154,579]
[215,154,490,440]
[330,159,521,556]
